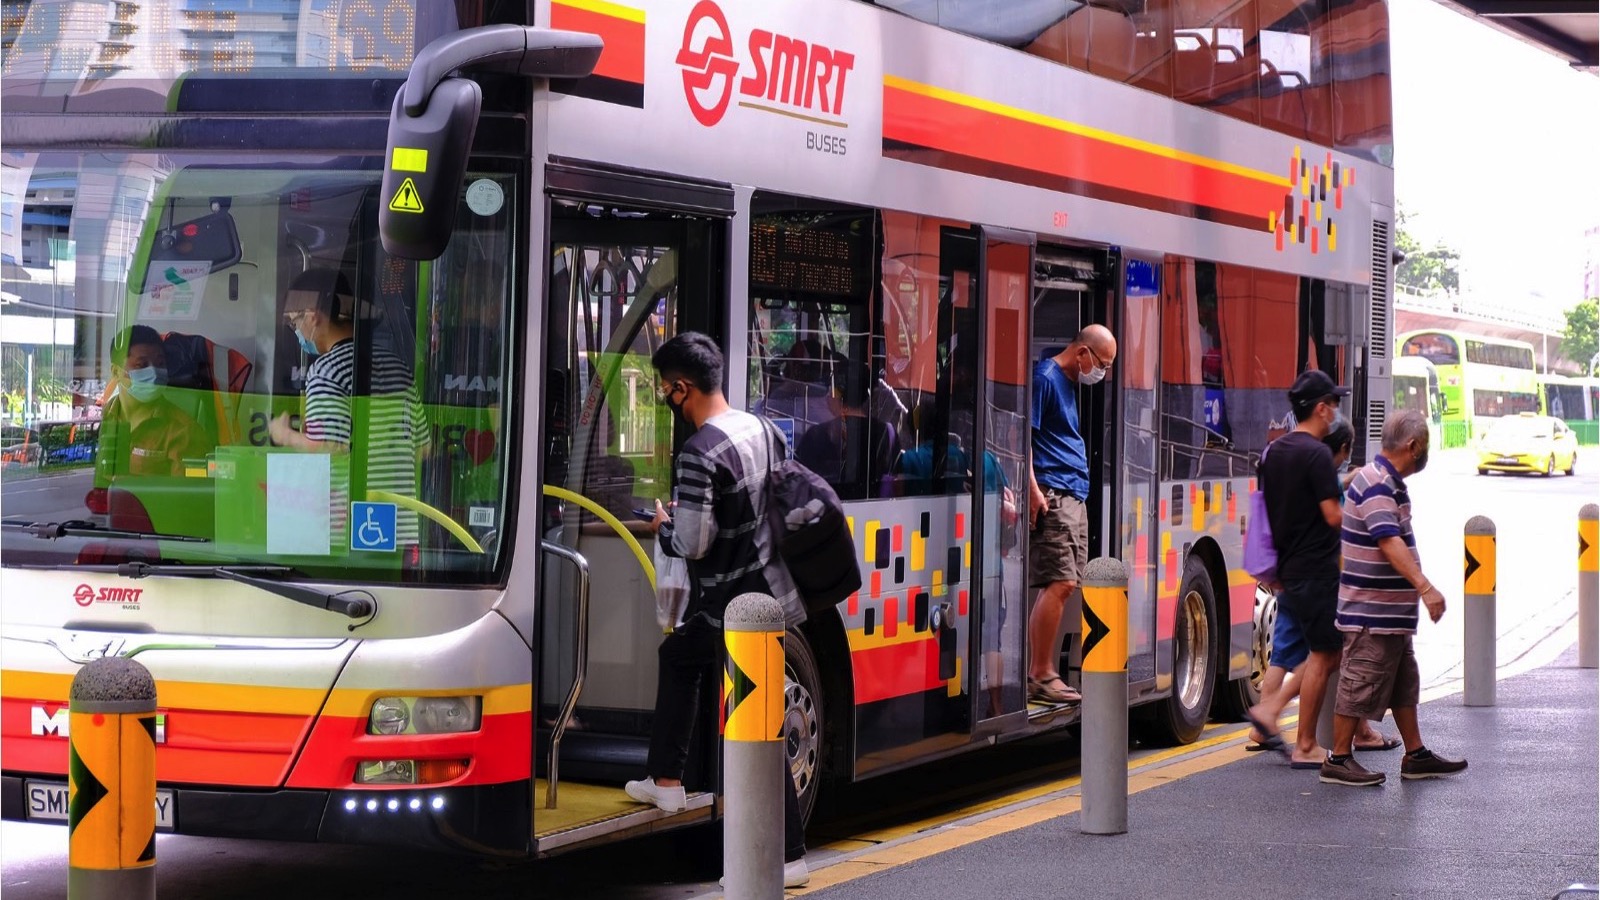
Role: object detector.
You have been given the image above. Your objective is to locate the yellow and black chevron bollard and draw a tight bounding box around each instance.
[722,591,786,899]
[1581,503,1598,669]
[69,656,158,900]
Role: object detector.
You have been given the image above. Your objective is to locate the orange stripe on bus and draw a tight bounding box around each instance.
[551,3,646,84]
[883,83,1284,221]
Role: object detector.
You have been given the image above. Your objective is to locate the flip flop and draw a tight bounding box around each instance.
[1354,737,1403,751]
[1243,711,1290,758]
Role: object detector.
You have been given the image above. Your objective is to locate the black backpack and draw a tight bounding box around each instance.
[761,419,862,616]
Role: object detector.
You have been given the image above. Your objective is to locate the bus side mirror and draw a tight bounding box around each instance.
[379,26,603,260]
[379,78,480,260]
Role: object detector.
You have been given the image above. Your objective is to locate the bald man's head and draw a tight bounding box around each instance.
[1055,324,1117,384]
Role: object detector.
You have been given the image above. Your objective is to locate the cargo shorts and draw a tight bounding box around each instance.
[1334,629,1421,721]
[1028,488,1087,589]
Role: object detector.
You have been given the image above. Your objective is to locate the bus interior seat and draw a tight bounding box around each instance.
[160,331,254,446]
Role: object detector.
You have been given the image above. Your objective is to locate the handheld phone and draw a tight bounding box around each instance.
[632,506,658,522]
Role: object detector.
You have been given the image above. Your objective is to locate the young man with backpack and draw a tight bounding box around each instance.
[624,332,810,887]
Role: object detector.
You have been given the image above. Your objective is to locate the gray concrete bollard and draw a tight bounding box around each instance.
[68,656,157,900]
[1080,557,1128,836]
[722,592,786,899]
[1580,504,1598,669]
[1463,515,1496,707]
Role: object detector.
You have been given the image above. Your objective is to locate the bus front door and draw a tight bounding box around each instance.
[535,184,729,852]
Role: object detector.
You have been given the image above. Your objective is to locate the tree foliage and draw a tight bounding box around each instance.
[1562,297,1599,375]
[1393,206,1460,296]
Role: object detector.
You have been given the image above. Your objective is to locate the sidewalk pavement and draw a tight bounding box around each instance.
[806,646,1599,900]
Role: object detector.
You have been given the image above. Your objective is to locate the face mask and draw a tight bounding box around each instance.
[126,366,167,402]
[296,327,320,357]
[1078,362,1107,386]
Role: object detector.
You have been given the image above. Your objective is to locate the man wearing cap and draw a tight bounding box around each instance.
[1246,369,1349,767]
[268,268,429,547]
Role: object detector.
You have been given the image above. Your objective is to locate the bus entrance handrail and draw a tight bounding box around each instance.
[541,540,591,810]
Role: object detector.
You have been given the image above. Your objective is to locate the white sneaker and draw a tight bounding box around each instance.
[785,858,810,887]
[719,859,810,889]
[623,777,686,812]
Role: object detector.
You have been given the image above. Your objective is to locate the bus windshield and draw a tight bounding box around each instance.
[1400,332,1458,366]
[0,153,517,585]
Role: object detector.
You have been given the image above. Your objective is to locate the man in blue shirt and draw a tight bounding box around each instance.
[1027,324,1117,704]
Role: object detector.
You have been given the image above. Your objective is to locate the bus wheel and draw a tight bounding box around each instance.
[784,628,825,825]
[1214,583,1272,721]
[1134,556,1217,746]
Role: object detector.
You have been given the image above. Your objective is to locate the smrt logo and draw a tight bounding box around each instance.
[675,0,855,129]
[73,584,144,608]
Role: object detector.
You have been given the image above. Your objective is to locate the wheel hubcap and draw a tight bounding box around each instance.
[1176,588,1211,711]
[783,669,820,797]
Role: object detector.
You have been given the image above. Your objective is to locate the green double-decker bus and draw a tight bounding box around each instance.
[1398,330,1540,447]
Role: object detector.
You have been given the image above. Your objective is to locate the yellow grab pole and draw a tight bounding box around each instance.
[69,657,157,900]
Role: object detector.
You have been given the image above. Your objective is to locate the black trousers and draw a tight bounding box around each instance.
[645,617,806,862]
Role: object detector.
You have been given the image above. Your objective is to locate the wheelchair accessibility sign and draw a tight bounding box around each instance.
[351,502,398,552]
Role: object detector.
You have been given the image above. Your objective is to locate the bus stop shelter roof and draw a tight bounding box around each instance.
[1434,0,1598,73]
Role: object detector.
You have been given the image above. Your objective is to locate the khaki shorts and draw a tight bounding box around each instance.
[1334,629,1420,721]
[1029,489,1087,588]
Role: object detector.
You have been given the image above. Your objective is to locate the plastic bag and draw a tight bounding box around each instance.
[654,542,691,631]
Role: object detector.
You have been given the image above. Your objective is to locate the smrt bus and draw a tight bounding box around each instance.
[1397,330,1540,447]
[1539,374,1600,444]
[1,0,1395,858]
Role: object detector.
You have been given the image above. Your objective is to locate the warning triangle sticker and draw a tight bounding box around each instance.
[389,178,424,214]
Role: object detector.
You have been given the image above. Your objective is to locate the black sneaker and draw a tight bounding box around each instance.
[1401,752,1467,780]
[1320,755,1386,787]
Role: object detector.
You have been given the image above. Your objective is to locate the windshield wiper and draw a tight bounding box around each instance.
[69,561,375,620]
[2,519,209,543]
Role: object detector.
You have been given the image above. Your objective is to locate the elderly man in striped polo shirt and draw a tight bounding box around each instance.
[1321,410,1468,787]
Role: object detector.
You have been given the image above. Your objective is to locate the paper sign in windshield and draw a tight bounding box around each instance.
[138,261,210,320]
[267,453,331,555]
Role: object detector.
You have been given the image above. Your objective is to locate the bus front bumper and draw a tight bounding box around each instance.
[1,775,529,855]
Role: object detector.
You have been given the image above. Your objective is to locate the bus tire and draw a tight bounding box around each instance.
[1134,556,1217,746]
[784,627,825,826]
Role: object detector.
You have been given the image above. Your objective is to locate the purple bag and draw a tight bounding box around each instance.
[1242,444,1278,584]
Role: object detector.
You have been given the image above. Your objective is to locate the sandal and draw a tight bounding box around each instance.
[1028,676,1081,704]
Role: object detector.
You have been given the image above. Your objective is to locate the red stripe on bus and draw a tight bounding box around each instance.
[1230,581,1256,625]
[851,638,943,704]
[2,697,310,785]
[882,84,1281,221]
[287,710,531,789]
[551,4,646,85]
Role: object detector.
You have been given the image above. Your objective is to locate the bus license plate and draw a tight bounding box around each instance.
[24,780,175,830]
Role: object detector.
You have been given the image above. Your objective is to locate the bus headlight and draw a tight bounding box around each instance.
[368,697,410,735]
[412,696,481,734]
[366,696,482,735]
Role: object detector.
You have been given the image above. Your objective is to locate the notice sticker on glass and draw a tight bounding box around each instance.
[138,260,211,320]
[266,453,331,555]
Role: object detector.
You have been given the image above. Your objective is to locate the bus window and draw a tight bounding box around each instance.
[0,156,519,584]
[746,194,885,501]
[1401,332,1459,366]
